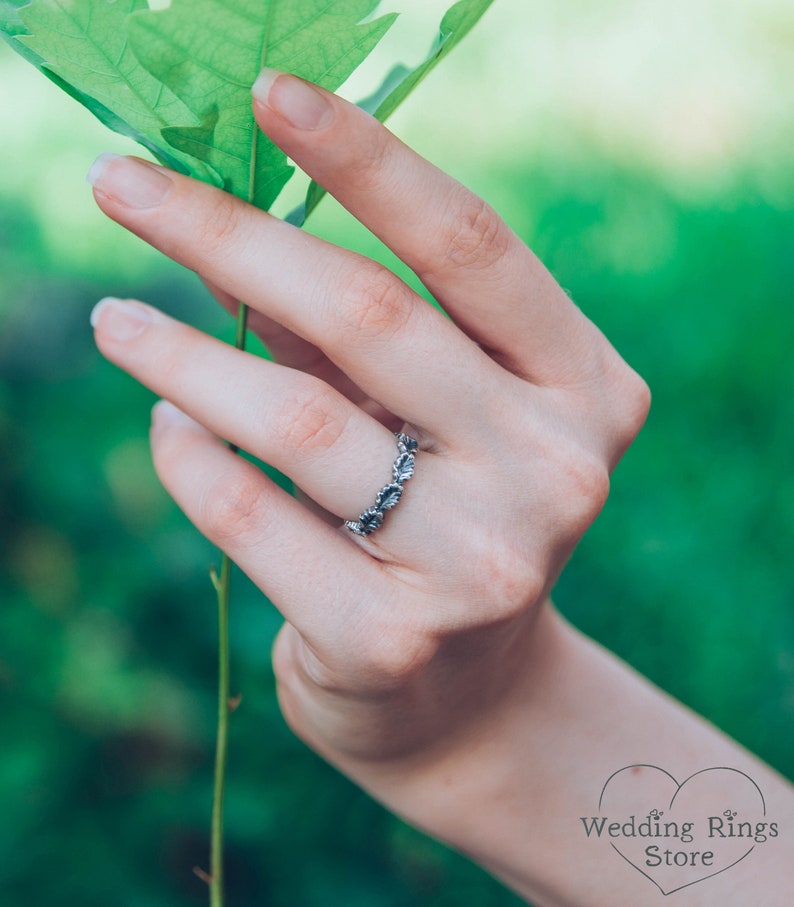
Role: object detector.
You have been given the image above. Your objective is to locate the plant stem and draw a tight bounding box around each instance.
[209,299,249,907]
[210,551,232,907]
[233,300,250,353]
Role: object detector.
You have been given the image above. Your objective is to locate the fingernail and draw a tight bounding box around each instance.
[91,297,153,341]
[252,68,333,131]
[87,153,172,209]
[151,399,190,429]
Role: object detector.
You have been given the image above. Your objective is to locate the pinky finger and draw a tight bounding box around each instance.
[149,399,379,651]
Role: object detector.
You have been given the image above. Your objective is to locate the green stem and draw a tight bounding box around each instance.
[234,300,250,354]
[209,299,249,907]
[210,552,232,907]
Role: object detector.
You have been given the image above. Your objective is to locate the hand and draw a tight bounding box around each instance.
[88,71,649,773]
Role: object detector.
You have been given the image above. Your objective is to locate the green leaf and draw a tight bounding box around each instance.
[0,0,28,40]
[2,0,493,218]
[1,0,218,179]
[372,0,496,123]
[295,0,497,226]
[126,0,398,210]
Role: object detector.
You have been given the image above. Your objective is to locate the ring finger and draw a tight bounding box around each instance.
[91,295,421,524]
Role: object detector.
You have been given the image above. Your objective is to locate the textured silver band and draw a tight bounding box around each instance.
[344,433,418,537]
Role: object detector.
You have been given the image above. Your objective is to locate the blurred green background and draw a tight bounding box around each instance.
[1,1,792,905]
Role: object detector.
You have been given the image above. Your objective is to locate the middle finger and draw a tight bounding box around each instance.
[88,154,503,443]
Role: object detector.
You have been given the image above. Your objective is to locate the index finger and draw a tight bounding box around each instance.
[251,69,614,387]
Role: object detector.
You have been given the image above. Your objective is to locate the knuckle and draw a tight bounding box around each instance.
[289,621,435,696]
[622,371,652,439]
[193,191,243,262]
[297,647,342,693]
[559,448,611,533]
[273,629,332,703]
[201,470,266,544]
[346,124,394,192]
[330,261,414,344]
[599,363,652,457]
[466,535,545,619]
[360,625,436,689]
[273,381,347,461]
[434,191,512,274]
[271,626,310,703]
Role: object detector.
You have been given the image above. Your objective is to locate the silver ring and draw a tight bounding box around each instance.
[344,433,418,537]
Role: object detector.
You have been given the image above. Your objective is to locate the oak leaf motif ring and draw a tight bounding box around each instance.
[344,433,418,537]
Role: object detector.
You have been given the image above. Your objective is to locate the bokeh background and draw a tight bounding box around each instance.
[1,1,792,904]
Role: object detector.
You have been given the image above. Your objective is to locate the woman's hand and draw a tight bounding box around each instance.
[86,72,794,907]
[88,70,649,770]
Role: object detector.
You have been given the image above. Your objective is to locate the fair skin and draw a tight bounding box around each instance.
[87,71,793,905]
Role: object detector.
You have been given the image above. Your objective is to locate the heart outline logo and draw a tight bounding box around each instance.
[596,765,767,896]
